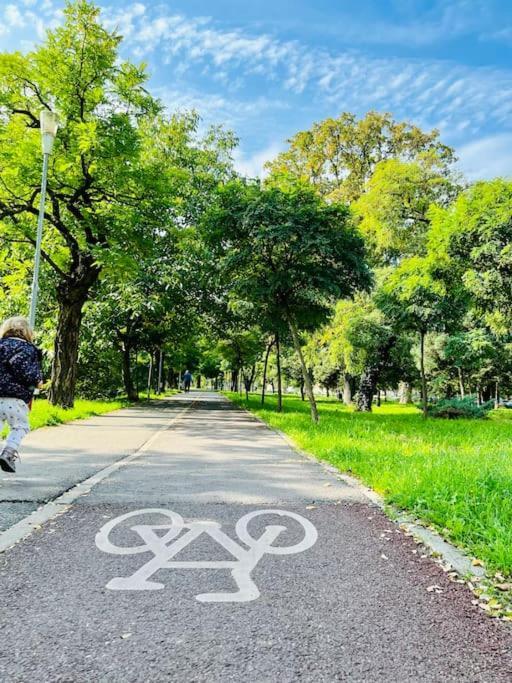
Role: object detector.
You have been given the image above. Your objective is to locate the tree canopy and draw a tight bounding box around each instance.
[1,0,511,419]
[265,111,455,202]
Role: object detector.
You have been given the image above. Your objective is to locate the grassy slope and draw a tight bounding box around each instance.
[28,398,128,430]
[226,392,512,577]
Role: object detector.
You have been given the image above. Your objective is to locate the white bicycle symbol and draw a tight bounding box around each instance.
[95,508,318,603]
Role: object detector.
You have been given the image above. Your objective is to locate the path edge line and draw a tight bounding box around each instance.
[0,398,198,555]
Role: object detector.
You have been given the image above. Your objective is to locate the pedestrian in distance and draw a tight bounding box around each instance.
[0,316,43,474]
[183,369,193,393]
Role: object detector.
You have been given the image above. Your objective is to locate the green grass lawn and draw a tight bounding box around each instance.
[0,398,128,438]
[1,389,182,436]
[226,392,512,577]
[28,398,128,430]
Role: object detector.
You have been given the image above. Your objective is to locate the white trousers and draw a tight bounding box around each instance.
[0,398,30,451]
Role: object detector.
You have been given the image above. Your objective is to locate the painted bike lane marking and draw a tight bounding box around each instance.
[95,508,318,603]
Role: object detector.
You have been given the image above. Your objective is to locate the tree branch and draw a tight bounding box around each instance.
[11,108,39,127]
[3,226,70,281]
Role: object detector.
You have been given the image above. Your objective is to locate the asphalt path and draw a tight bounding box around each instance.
[0,392,511,682]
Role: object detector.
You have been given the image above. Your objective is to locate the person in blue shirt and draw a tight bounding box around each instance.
[0,316,43,473]
[183,370,192,393]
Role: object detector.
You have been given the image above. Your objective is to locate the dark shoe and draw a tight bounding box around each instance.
[0,446,19,473]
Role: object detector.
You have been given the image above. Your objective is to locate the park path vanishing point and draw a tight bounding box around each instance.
[0,391,511,682]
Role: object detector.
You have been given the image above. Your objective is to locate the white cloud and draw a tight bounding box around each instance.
[233,143,284,179]
[104,2,146,39]
[99,3,512,138]
[3,0,512,174]
[5,4,25,27]
[457,134,512,180]
[156,87,287,117]
[1,0,60,40]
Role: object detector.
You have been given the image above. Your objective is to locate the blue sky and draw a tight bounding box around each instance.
[2,0,512,179]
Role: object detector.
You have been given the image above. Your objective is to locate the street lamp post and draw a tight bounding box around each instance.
[29,109,59,329]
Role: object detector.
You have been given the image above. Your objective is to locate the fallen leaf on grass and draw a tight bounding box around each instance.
[472,558,484,567]
[496,583,512,592]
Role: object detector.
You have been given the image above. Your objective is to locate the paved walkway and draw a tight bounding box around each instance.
[0,392,511,681]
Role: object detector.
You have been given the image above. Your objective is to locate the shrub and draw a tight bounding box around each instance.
[427,397,494,419]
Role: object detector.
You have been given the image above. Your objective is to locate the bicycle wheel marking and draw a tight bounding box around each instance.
[95,508,318,602]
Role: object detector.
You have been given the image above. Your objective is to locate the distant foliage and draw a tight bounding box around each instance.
[427,397,494,419]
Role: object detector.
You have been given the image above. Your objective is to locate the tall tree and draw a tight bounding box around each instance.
[0,1,162,405]
[322,296,408,411]
[266,111,455,203]
[429,179,512,335]
[201,182,371,422]
[354,155,460,265]
[379,256,458,416]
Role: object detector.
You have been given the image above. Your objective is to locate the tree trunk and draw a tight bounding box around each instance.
[49,296,86,408]
[243,365,256,401]
[355,335,397,412]
[482,385,492,402]
[275,333,283,413]
[49,258,101,408]
[356,370,374,412]
[343,375,353,405]
[495,380,500,410]
[300,379,305,401]
[231,369,238,392]
[147,354,153,400]
[135,352,140,394]
[157,349,164,394]
[122,344,138,402]
[420,330,428,418]
[398,381,413,404]
[261,339,274,405]
[458,367,465,399]
[153,351,159,393]
[377,390,381,407]
[287,313,319,423]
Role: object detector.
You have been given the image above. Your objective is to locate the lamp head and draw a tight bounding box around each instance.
[40,109,59,154]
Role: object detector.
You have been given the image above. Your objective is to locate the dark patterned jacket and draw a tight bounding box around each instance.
[0,337,43,404]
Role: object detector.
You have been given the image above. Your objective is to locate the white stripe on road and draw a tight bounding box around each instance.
[0,398,198,554]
